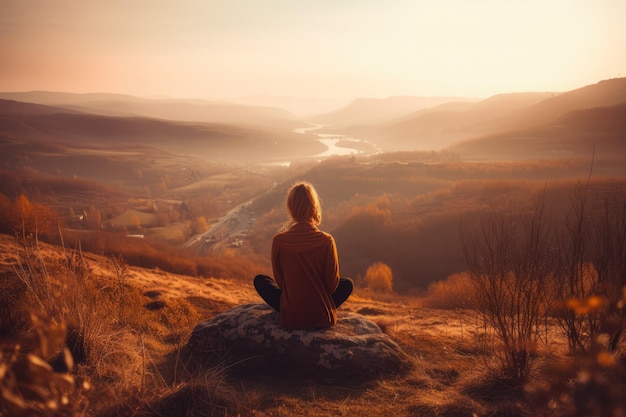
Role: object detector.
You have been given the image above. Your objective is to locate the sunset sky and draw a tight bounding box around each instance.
[1,0,625,102]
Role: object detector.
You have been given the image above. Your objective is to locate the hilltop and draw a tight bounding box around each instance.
[0,233,493,417]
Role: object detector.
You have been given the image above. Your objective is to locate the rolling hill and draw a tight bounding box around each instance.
[335,78,626,157]
[448,102,626,160]
[309,96,477,128]
[0,99,324,164]
[0,91,302,131]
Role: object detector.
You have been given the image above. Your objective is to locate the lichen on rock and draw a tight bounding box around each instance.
[186,303,412,379]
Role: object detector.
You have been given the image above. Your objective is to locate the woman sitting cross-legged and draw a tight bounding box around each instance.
[254,181,353,329]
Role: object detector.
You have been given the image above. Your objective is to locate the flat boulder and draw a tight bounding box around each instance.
[186,303,411,379]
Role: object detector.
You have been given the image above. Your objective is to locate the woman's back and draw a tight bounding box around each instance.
[253,181,353,329]
[272,221,339,328]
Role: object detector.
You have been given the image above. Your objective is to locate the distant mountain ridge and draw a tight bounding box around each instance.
[0,99,324,163]
[335,78,626,157]
[1,78,624,162]
[448,102,626,159]
[0,91,301,131]
[510,77,626,129]
[0,99,84,116]
[309,96,477,127]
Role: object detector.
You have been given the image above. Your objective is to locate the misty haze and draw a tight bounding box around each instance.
[2,77,626,416]
[2,2,626,416]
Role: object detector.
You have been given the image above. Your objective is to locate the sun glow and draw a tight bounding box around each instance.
[1,0,624,102]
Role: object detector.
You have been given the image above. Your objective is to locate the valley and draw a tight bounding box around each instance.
[1,78,625,416]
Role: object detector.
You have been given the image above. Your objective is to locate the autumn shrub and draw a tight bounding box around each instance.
[190,216,209,234]
[0,193,60,239]
[550,183,626,354]
[462,179,626,389]
[363,262,394,293]
[424,272,477,310]
[462,191,555,382]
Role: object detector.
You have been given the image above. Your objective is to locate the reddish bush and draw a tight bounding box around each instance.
[364,262,394,292]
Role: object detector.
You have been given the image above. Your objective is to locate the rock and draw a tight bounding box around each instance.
[186,303,412,379]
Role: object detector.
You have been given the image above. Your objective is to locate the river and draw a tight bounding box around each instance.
[268,125,380,166]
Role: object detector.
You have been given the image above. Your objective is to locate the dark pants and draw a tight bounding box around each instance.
[253,274,354,313]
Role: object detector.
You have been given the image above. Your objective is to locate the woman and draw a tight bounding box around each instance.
[254,181,353,329]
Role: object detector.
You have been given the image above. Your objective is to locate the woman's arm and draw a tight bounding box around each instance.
[324,237,340,293]
[271,238,284,289]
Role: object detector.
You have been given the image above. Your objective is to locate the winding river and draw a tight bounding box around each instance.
[288,125,380,164]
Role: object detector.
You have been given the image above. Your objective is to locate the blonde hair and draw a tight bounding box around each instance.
[286,181,322,225]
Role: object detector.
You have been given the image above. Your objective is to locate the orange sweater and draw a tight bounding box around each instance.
[272,222,340,329]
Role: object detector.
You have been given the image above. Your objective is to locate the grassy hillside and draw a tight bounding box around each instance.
[2,209,624,416]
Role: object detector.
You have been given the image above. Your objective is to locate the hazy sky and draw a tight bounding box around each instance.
[1,0,625,101]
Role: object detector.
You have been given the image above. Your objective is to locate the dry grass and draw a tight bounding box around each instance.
[0,233,214,416]
[1,233,624,417]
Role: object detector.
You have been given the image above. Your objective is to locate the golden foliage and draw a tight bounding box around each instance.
[566,295,609,316]
[424,272,476,310]
[191,215,209,234]
[0,193,60,238]
[364,262,394,293]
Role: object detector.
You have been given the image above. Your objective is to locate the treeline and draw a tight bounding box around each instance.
[0,194,60,239]
[338,178,626,290]
[247,155,626,291]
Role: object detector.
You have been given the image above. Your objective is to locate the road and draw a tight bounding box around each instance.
[183,200,256,256]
